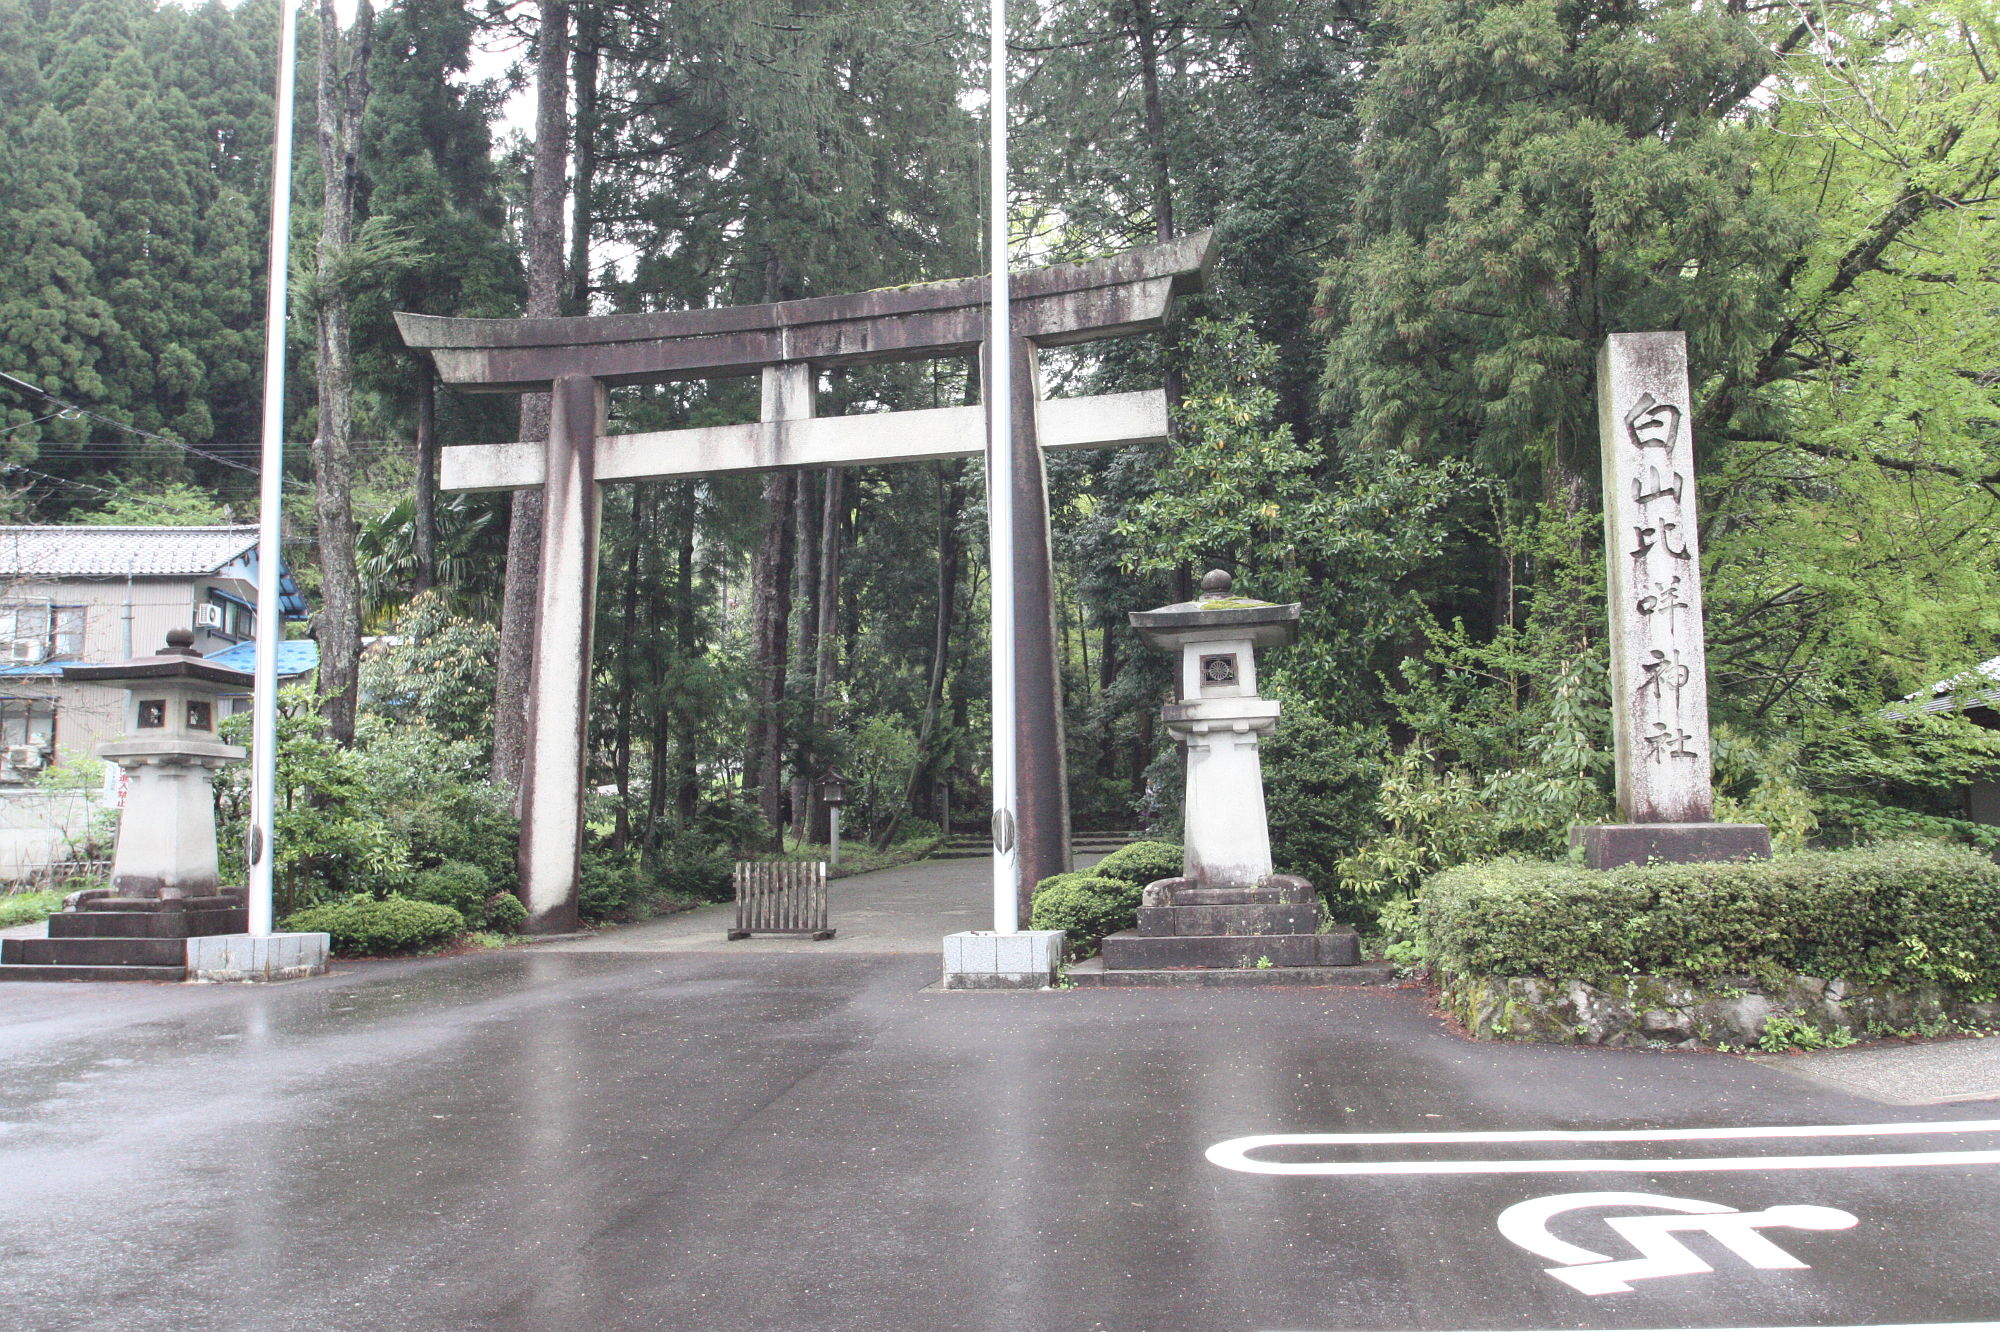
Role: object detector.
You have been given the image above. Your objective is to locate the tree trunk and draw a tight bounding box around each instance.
[789,470,821,843]
[566,0,600,317]
[744,471,797,849]
[880,463,963,850]
[671,487,700,826]
[1131,0,1173,244]
[806,466,844,842]
[609,488,644,847]
[412,364,437,593]
[312,0,373,747]
[490,0,569,790]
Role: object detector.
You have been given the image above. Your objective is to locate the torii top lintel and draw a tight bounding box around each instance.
[395,231,1214,394]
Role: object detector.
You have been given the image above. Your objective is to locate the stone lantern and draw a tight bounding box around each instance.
[69,628,251,900]
[1082,570,1361,978]
[1131,569,1297,887]
[0,630,312,981]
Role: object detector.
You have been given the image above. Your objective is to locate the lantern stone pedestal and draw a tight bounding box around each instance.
[1074,572,1367,986]
[0,631,326,983]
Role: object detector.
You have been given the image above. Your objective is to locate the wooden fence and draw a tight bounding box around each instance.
[728,860,834,941]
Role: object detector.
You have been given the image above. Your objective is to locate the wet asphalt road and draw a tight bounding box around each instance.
[1,946,1997,1332]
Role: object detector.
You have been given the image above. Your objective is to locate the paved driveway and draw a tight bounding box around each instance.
[0,859,1995,1331]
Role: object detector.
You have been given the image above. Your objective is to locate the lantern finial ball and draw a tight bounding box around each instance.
[1199,569,1232,599]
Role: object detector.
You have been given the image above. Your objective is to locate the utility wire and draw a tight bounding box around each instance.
[0,371,308,487]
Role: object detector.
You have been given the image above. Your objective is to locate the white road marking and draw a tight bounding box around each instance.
[1207,1118,2000,1176]
[1495,1191,1857,1295]
[1259,1324,2000,1332]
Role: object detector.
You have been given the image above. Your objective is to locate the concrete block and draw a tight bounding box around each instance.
[185,932,329,983]
[940,930,1063,990]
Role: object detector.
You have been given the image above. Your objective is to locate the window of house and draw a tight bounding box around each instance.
[207,592,254,640]
[0,602,83,660]
[0,698,56,748]
[51,607,84,659]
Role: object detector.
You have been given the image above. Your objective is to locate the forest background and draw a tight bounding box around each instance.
[0,0,1996,920]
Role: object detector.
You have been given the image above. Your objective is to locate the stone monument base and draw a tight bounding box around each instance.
[1570,822,1771,871]
[940,930,1065,990]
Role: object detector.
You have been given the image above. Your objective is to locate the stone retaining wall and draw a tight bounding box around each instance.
[1438,969,2000,1048]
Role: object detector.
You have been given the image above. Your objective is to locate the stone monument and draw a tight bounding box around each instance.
[1086,572,1362,978]
[1572,332,1770,869]
[0,630,327,982]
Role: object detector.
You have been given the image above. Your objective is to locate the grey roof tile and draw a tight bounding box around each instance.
[0,526,261,578]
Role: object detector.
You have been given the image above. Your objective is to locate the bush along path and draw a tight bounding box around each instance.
[1403,842,2000,1049]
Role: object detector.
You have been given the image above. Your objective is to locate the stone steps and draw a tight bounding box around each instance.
[1136,903,1318,936]
[0,964,187,983]
[1066,958,1398,988]
[0,890,248,983]
[1147,881,1316,907]
[3,937,188,967]
[1100,927,1360,971]
[50,908,244,939]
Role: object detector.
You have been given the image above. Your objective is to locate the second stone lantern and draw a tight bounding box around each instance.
[1087,570,1362,978]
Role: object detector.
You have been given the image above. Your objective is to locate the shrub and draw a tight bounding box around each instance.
[652,837,735,903]
[482,891,528,933]
[1091,840,1182,888]
[0,890,62,929]
[579,848,650,922]
[1421,842,2000,998]
[1030,872,1145,958]
[406,861,492,919]
[282,894,466,956]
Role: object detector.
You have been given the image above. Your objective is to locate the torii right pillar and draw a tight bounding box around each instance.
[1571,332,1770,869]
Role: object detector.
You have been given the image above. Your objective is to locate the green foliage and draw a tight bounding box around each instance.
[579,847,650,924]
[1422,843,2000,998]
[1758,1014,1857,1055]
[0,890,62,929]
[282,894,465,957]
[358,591,498,755]
[1261,703,1385,905]
[1030,872,1145,959]
[1090,840,1182,888]
[215,687,517,913]
[74,481,226,525]
[404,860,490,920]
[482,891,527,934]
[652,836,735,904]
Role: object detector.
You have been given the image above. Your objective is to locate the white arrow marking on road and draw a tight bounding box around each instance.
[1206,1118,2000,1176]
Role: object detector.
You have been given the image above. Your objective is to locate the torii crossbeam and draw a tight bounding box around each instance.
[397,230,1213,931]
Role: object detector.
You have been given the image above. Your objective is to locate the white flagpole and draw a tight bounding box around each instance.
[248,1,300,936]
[987,0,1019,933]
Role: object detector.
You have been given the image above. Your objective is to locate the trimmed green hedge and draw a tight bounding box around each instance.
[1030,872,1145,958]
[282,894,466,956]
[1091,840,1182,888]
[1422,843,2000,998]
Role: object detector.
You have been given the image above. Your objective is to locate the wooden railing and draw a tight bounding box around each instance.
[729,860,834,941]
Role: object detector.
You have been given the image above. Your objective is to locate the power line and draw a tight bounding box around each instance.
[0,371,307,486]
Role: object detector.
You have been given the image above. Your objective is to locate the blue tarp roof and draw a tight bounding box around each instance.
[204,640,319,678]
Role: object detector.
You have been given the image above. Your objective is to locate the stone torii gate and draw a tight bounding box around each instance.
[397,230,1213,931]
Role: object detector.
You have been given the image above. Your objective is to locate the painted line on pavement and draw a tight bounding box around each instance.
[1209,1118,2000,1176]
[1261,1324,2000,1332]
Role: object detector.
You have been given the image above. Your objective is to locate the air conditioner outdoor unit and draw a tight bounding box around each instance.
[9,639,45,664]
[6,745,43,769]
[194,604,224,630]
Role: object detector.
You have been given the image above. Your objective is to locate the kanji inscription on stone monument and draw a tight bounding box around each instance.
[1598,332,1714,824]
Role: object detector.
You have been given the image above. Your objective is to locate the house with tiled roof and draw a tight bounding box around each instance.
[0,526,314,780]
